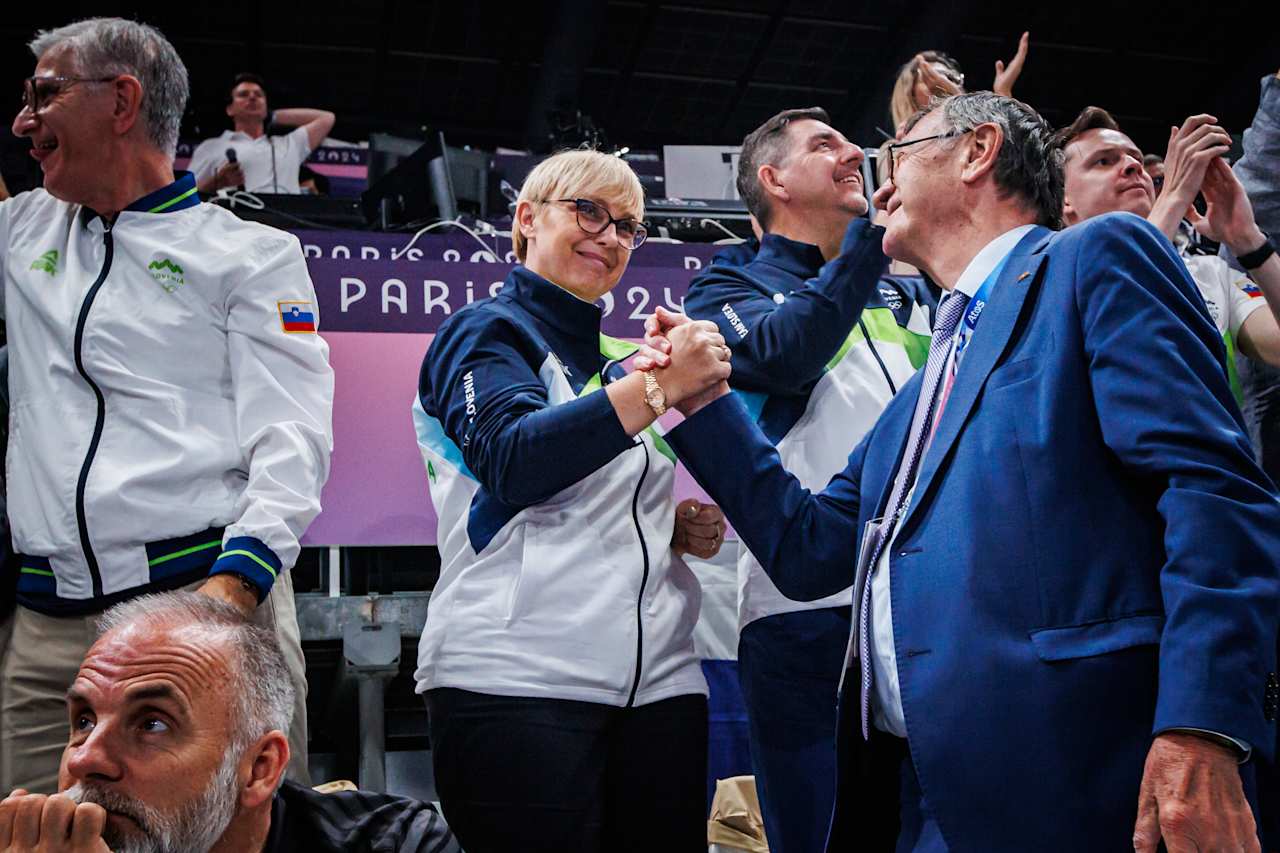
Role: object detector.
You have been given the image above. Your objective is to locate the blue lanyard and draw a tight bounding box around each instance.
[952,252,1011,366]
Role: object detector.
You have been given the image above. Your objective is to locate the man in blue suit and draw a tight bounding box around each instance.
[644,92,1280,851]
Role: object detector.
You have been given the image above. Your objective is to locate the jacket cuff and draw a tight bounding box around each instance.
[1158,727,1251,763]
[209,536,282,603]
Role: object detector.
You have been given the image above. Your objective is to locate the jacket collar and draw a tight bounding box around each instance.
[503,265,603,341]
[755,233,827,279]
[951,224,1038,299]
[124,170,201,214]
[80,171,201,228]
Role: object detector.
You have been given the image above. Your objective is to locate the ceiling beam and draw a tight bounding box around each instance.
[714,0,788,138]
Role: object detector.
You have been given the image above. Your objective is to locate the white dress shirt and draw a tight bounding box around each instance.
[189,127,312,194]
[870,224,1035,737]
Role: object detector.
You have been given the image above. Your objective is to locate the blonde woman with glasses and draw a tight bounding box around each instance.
[411,149,730,852]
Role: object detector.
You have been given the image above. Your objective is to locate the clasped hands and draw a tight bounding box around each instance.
[635,306,732,417]
[1151,114,1267,257]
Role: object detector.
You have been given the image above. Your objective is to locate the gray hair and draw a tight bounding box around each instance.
[29,18,188,157]
[96,591,294,752]
[904,91,1064,229]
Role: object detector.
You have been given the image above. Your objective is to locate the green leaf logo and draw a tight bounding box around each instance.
[30,249,58,276]
[148,259,184,275]
[147,256,185,293]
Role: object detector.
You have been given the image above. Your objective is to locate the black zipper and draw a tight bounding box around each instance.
[624,438,651,708]
[72,221,113,598]
[859,317,898,396]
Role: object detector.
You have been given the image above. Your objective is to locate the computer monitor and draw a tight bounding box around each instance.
[367,132,427,186]
[361,135,444,229]
[662,145,741,200]
[428,135,489,220]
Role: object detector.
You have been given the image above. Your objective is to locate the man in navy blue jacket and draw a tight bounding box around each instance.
[676,107,932,853]
[648,92,1280,851]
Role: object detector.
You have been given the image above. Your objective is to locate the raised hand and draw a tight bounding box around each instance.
[635,305,688,371]
[1148,114,1233,239]
[992,31,1030,97]
[653,316,731,415]
[1189,156,1267,256]
[915,56,963,103]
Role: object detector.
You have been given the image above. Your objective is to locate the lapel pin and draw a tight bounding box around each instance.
[1017,271,1031,282]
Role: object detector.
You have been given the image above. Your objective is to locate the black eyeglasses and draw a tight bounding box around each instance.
[21,75,117,113]
[549,198,648,250]
[885,128,972,182]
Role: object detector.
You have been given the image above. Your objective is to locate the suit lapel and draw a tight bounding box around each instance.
[866,374,923,520]
[898,228,1051,536]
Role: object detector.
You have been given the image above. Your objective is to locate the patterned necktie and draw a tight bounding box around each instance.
[858,289,971,739]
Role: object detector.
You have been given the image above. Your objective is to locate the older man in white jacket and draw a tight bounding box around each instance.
[0,17,333,793]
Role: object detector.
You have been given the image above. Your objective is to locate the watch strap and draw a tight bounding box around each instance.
[643,371,667,416]
[1237,234,1276,270]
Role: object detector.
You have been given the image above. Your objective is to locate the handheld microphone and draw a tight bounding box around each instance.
[225,148,244,191]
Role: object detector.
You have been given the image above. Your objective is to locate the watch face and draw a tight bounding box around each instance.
[646,386,665,408]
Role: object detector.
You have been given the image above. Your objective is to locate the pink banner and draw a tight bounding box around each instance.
[303,331,715,546]
[304,331,434,545]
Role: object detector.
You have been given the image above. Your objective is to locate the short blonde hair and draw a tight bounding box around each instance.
[514,149,645,262]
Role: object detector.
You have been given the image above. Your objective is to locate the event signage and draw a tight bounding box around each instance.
[299,229,732,545]
[296,229,723,337]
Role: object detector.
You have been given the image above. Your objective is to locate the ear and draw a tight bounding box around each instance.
[757,163,789,206]
[110,75,144,138]
[1061,195,1080,226]
[238,731,289,810]
[515,199,538,243]
[959,122,1002,186]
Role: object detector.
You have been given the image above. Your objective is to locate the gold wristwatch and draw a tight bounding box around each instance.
[643,371,667,416]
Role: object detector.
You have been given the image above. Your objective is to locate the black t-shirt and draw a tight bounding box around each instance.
[262,780,461,853]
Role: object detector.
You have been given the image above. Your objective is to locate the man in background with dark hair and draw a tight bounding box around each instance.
[646,91,1280,850]
[190,73,335,194]
[651,107,932,853]
[1055,106,1280,389]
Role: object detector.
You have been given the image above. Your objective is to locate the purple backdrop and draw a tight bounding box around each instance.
[301,230,730,545]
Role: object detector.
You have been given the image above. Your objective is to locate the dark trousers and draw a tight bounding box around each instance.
[738,606,849,853]
[828,697,938,852]
[425,687,708,853]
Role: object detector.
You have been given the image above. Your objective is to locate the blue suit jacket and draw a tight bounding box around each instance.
[668,214,1280,851]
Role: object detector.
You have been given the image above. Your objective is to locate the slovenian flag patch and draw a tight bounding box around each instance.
[279,300,317,333]
[1243,282,1264,299]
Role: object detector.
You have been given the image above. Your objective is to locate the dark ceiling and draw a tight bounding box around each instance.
[2,0,1275,182]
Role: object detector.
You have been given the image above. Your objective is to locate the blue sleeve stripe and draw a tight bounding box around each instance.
[217,549,279,578]
[210,536,283,602]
